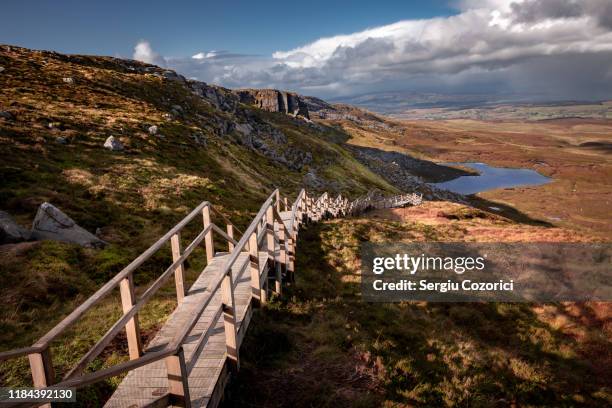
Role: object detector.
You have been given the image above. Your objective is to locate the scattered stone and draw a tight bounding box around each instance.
[0,111,14,120]
[62,77,74,84]
[162,113,173,121]
[31,203,106,248]
[147,125,158,135]
[55,136,68,144]
[103,136,123,151]
[0,66,4,73]
[0,211,31,244]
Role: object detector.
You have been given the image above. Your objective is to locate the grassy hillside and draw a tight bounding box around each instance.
[226,203,611,407]
[0,45,394,400]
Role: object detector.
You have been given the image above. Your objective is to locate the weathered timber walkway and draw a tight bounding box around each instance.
[0,189,420,408]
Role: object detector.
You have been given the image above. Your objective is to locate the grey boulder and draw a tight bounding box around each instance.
[104,136,123,151]
[0,211,31,244]
[31,203,106,248]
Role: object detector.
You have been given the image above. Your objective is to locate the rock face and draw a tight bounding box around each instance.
[0,211,31,244]
[31,203,106,248]
[235,89,310,119]
[104,136,123,151]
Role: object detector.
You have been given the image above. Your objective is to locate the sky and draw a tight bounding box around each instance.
[2,0,612,99]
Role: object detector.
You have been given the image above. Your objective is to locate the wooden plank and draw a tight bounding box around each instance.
[202,206,214,263]
[226,225,234,252]
[119,274,143,359]
[28,349,55,408]
[275,220,285,294]
[220,272,239,371]
[165,348,191,408]
[248,232,262,305]
[265,205,276,295]
[171,233,187,303]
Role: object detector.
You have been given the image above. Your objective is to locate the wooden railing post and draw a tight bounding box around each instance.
[266,205,278,295]
[275,219,285,294]
[284,197,288,212]
[287,233,295,284]
[165,347,191,407]
[275,190,281,214]
[170,233,187,304]
[202,205,214,263]
[28,348,55,395]
[248,231,264,305]
[227,224,234,252]
[119,273,143,359]
[221,270,239,371]
[265,205,275,265]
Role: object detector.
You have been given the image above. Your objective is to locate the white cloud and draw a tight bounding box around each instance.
[141,0,612,99]
[133,40,166,67]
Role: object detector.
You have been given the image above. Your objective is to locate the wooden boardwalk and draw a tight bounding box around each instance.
[105,251,268,408]
[0,189,419,408]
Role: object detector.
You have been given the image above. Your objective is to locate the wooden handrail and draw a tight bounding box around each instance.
[33,201,211,349]
[210,206,245,239]
[0,346,43,362]
[211,223,239,248]
[62,225,212,380]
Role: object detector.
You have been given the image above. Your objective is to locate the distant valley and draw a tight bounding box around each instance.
[331,91,612,121]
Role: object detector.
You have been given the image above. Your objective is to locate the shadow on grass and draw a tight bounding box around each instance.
[224,221,610,407]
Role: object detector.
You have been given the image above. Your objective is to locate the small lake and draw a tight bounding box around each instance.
[431,162,551,195]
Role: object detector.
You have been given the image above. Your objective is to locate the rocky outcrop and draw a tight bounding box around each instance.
[188,81,239,113]
[235,89,310,119]
[0,211,31,244]
[31,203,106,248]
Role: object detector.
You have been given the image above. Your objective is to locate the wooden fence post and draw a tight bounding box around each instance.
[227,224,234,252]
[28,348,55,391]
[248,231,263,305]
[165,347,191,407]
[119,273,143,359]
[266,205,278,295]
[287,234,295,283]
[202,205,214,263]
[284,197,288,212]
[275,220,285,294]
[28,348,55,388]
[275,190,281,214]
[221,270,239,371]
[170,233,187,304]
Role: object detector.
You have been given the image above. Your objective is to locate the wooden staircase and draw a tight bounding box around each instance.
[0,189,419,408]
